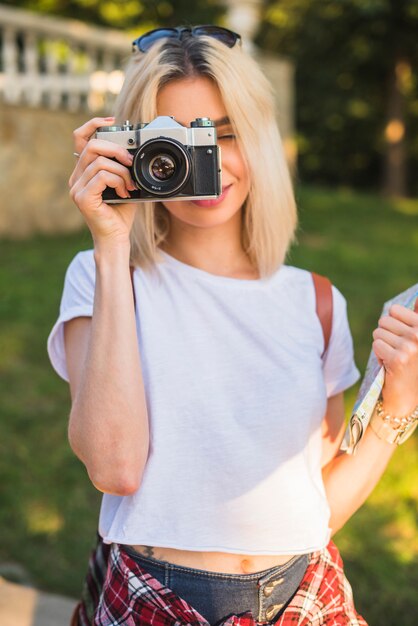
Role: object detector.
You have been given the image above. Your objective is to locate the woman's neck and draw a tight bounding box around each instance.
[160,217,258,279]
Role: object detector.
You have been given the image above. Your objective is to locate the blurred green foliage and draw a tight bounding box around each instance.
[0,185,417,623]
[257,0,418,195]
[1,0,225,31]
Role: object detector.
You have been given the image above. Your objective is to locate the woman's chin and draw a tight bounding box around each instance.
[161,185,248,228]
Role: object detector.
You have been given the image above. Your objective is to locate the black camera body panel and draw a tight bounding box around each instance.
[97,116,221,203]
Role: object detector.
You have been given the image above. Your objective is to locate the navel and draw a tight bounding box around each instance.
[240,558,253,574]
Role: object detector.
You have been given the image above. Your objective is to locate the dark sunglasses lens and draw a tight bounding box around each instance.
[134,28,179,52]
[193,26,240,47]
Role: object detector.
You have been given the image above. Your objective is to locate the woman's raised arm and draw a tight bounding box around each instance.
[64,118,149,496]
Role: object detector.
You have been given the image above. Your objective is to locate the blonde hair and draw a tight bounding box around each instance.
[114,35,297,278]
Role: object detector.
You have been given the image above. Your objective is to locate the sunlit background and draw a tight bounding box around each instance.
[0,1,417,625]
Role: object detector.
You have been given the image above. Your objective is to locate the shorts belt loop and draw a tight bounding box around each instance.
[164,563,170,588]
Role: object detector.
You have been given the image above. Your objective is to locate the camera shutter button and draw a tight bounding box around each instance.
[191,117,214,128]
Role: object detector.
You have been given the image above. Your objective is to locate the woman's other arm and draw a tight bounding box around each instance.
[321,303,418,534]
[321,393,396,535]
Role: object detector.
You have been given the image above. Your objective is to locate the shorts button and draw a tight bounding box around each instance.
[265,603,284,620]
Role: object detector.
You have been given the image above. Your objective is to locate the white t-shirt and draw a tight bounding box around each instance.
[47,248,360,554]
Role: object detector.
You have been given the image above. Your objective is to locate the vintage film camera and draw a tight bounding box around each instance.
[95,116,222,202]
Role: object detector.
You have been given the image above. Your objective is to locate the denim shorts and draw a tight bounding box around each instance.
[120,545,309,625]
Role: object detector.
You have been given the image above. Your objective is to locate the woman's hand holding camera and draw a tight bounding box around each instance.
[372,302,418,417]
[69,117,137,249]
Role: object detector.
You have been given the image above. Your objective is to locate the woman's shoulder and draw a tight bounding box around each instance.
[283,264,342,289]
[65,248,95,278]
[281,264,347,309]
[280,263,318,286]
[69,247,95,266]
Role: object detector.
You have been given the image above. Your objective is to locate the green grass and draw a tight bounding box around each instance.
[0,185,417,623]
[291,186,418,624]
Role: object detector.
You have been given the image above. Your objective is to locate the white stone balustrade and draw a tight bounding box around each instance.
[0,4,130,112]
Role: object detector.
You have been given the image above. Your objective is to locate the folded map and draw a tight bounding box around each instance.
[341,283,418,454]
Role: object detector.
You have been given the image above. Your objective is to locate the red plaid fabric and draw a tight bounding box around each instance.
[71,534,112,626]
[92,540,367,625]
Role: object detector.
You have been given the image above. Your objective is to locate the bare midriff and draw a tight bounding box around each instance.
[129,545,296,574]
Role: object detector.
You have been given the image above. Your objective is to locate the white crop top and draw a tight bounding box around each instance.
[47,249,360,554]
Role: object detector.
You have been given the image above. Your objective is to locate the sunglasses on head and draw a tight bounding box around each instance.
[132,25,241,53]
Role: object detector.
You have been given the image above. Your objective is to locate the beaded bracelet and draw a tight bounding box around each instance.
[370,398,418,445]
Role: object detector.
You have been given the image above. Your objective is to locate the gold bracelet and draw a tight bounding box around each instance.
[370,398,418,445]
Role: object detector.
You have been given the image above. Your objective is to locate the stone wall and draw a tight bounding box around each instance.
[258,53,296,169]
[0,102,86,237]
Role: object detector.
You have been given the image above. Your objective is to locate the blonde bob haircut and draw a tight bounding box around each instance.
[114,34,297,278]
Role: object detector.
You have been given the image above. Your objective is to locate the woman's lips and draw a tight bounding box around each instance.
[191,184,232,208]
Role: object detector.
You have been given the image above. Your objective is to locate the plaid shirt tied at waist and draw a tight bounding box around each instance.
[89,540,367,625]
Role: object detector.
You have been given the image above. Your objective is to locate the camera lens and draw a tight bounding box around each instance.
[132,138,191,196]
[149,155,176,181]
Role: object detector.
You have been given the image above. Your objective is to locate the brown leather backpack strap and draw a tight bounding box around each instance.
[311,272,333,358]
[129,265,136,310]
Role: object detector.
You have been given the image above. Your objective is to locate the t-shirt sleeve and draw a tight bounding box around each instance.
[322,285,360,397]
[47,249,95,382]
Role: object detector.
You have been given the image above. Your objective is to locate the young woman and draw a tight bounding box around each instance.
[47,26,418,625]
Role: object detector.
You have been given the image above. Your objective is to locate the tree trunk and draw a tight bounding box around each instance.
[382,55,409,197]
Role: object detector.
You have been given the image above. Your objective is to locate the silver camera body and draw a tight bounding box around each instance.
[95,116,222,203]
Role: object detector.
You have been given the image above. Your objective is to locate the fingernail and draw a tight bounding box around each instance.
[104,116,115,121]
